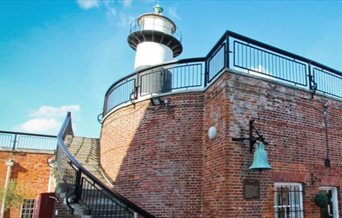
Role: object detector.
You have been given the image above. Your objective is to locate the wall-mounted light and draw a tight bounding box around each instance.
[208,126,217,140]
[150,97,169,106]
[232,120,272,172]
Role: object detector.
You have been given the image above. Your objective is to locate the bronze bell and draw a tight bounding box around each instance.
[249,142,272,171]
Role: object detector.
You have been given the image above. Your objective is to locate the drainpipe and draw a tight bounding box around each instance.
[47,164,55,192]
[0,159,14,218]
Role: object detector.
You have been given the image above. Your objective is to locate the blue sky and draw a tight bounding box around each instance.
[1,0,342,137]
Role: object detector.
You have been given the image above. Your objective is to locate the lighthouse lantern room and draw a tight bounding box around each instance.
[128,4,183,70]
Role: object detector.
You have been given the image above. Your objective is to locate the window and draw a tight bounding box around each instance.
[274,183,304,218]
[20,199,35,218]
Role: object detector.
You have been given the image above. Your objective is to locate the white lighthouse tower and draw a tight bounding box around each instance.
[128,4,183,70]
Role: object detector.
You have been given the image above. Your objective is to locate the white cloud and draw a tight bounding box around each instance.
[105,6,117,17]
[31,105,80,118]
[117,13,135,27]
[76,0,100,10]
[103,0,117,17]
[167,6,180,20]
[14,105,80,135]
[122,0,132,8]
[76,0,136,26]
[14,118,60,135]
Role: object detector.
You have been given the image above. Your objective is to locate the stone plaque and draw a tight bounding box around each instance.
[243,179,260,199]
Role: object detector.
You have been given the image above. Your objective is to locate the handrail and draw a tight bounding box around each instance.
[0,130,56,138]
[56,112,155,218]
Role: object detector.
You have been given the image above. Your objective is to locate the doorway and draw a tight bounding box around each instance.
[319,187,339,218]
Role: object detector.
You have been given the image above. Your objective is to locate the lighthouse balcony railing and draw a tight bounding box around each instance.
[103,30,342,117]
[103,58,205,116]
[129,18,182,42]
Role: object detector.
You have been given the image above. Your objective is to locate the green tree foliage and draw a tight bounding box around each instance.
[0,179,27,210]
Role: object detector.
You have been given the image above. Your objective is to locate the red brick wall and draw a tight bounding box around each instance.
[202,73,233,218]
[100,70,342,217]
[100,93,204,218]
[202,71,342,217]
[0,150,52,218]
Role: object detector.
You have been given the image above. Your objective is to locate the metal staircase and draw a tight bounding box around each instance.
[54,112,155,218]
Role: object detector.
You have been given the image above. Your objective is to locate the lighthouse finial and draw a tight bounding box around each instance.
[153,1,163,15]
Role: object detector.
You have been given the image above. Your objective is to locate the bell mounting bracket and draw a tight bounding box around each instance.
[232,120,268,153]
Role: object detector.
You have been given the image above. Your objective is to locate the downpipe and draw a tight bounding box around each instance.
[0,159,14,218]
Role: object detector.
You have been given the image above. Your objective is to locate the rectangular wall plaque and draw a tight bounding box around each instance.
[243,179,260,199]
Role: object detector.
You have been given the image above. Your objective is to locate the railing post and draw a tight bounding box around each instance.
[135,74,140,99]
[74,169,82,203]
[12,134,17,151]
[308,63,313,90]
[308,63,317,94]
[225,32,229,69]
[204,58,209,87]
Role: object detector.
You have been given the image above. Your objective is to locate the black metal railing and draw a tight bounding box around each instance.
[103,30,342,117]
[56,112,155,218]
[223,31,342,96]
[313,67,342,98]
[139,62,203,96]
[207,42,226,83]
[232,40,307,86]
[104,58,205,115]
[0,130,57,151]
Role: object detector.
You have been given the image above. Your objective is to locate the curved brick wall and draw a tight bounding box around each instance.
[101,70,342,217]
[100,93,204,218]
